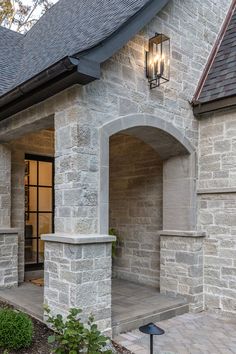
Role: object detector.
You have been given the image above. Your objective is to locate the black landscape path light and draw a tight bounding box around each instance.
[139,322,165,354]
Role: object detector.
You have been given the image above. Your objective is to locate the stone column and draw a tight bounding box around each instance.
[54,110,99,234]
[41,233,115,334]
[0,145,19,287]
[0,229,18,288]
[50,110,116,331]
[163,154,197,231]
[160,231,205,313]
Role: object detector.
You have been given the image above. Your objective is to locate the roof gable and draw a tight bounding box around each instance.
[193,1,236,115]
[199,10,236,103]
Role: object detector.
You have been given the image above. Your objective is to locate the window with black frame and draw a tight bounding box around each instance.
[24,154,54,270]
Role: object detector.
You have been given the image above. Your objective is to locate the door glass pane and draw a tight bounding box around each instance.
[25,213,37,238]
[25,238,37,264]
[39,213,52,236]
[25,211,38,265]
[29,160,37,185]
[29,187,37,212]
[38,188,52,212]
[39,161,52,186]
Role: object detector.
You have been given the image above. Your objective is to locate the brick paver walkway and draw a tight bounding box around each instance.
[115,312,236,354]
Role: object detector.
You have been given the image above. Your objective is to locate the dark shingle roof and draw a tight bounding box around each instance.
[0,0,150,96]
[0,27,23,95]
[197,8,236,103]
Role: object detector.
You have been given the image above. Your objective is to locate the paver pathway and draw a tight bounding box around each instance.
[115,312,236,354]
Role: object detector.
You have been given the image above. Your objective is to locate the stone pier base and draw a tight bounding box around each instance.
[41,233,115,334]
[0,229,18,288]
[160,230,206,313]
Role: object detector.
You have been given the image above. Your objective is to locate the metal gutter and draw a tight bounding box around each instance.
[0,57,78,106]
[193,94,236,118]
[0,57,100,120]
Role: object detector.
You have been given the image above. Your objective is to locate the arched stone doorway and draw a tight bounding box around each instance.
[99,114,205,319]
[99,113,196,234]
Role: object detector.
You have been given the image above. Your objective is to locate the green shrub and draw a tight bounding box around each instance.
[0,308,33,350]
[45,307,112,354]
[109,228,120,258]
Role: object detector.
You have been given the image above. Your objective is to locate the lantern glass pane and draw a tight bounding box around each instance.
[162,37,170,81]
[147,33,170,88]
[154,41,162,79]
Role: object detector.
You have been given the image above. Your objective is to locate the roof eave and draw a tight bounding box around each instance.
[193,95,236,118]
[0,57,100,120]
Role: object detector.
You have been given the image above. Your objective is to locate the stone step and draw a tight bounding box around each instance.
[112,301,189,336]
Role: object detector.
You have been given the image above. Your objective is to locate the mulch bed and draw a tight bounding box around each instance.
[112,341,133,354]
[0,301,133,354]
[0,305,52,354]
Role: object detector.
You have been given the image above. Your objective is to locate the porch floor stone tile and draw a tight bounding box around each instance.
[0,279,188,336]
[0,282,44,320]
[112,279,187,324]
[112,279,188,334]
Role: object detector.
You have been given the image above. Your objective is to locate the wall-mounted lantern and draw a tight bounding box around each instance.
[146,33,170,89]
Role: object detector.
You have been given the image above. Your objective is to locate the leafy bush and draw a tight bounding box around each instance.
[109,228,121,258]
[0,308,33,350]
[45,307,113,354]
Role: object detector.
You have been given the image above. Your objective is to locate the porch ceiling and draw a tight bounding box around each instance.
[0,114,54,142]
[122,126,189,160]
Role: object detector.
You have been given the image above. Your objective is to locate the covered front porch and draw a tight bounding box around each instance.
[0,111,205,335]
[0,279,188,335]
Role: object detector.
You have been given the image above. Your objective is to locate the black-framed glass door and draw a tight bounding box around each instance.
[24,154,54,270]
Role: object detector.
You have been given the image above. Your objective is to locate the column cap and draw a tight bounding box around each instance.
[41,233,116,244]
[0,228,19,235]
[159,230,206,238]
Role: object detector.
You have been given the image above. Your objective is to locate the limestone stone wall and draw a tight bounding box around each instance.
[160,232,204,313]
[0,0,229,238]
[48,0,231,235]
[0,0,230,148]
[198,110,236,314]
[109,134,163,288]
[9,129,54,282]
[198,110,236,190]
[0,231,18,288]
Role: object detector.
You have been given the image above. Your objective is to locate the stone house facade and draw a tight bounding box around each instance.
[0,0,236,334]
